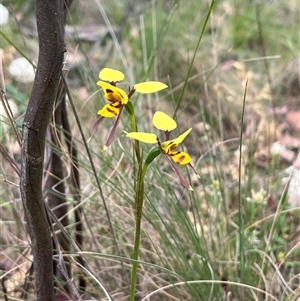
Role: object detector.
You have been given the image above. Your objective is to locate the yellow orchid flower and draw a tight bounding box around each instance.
[96,68,167,118]
[90,68,168,148]
[97,81,128,105]
[161,128,192,165]
[126,128,192,165]
[126,111,199,190]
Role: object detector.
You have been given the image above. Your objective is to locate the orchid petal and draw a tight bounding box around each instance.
[169,151,192,165]
[162,128,192,153]
[99,68,124,82]
[188,163,200,178]
[170,128,192,145]
[126,132,158,144]
[97,103,122,118]
[97,81,128,104]
[104,106,124,150]
[153,111,177,131]
[87,116,105,142]
[134,81,168,93]
[163,154,193,191]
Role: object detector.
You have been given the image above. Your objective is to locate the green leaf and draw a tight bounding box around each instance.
[145,147,161,165]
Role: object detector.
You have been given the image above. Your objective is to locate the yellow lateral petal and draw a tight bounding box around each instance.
[126,132,158,143]
[153,111,177,131]
[169,151,192,165]
[97,104,120,117]
[169,128,192,145]
[99,68,125,82]
[134,81,168,93]
[97,81,128,104]
[161,128,192,153]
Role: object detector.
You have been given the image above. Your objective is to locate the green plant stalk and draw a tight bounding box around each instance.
[126,101,161,299]
[126,102,144,300]
[126,102,141,163]
[238,79,248,285]
[130,162,149,301]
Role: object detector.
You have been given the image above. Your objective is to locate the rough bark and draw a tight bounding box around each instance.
[20,0,65,300]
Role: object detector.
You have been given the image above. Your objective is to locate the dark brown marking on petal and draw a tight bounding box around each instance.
[111,101,122,108]
[169,151,185,164]
[106,91,115,102]
[170,143,178,150]
[107,106,119,116]
[169,151,181,157]
[176,155,185,163]
[116,91,125,99]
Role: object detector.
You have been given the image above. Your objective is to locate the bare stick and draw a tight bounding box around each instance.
[20,0,65,300]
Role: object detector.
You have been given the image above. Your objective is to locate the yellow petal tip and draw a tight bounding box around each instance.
[103,146,108,151]
[99,68,124,82]
[134,81,168,93]
[126,132,158,144]
[153,111,177,131]
[189,186,194,191]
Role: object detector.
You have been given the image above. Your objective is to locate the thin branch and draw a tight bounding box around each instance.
[20,0,65,300]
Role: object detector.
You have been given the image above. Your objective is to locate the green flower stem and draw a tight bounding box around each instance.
[126,102,161,300]
[126,102,141,163]
[126,101,146,300]
[130,162,149,301]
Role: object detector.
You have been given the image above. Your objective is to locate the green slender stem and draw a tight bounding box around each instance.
[127,105,138,132]
[126,102,160,300]
[126,102,141,163]
[126,102,146,300]
[238,79,248,284]
[129,162,149,301]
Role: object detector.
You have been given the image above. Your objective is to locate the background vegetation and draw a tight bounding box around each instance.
[1,0,299,300]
